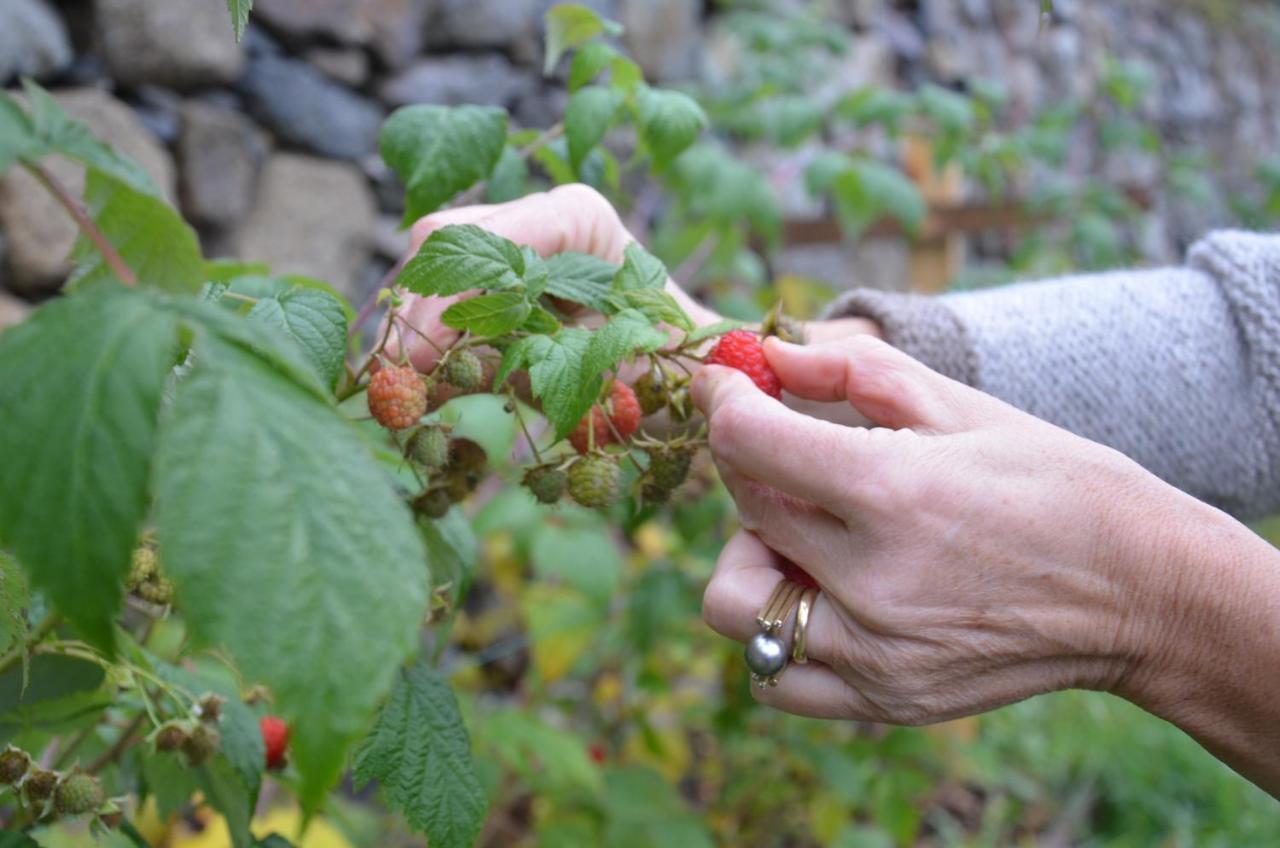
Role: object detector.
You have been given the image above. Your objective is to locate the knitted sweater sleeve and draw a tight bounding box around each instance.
[821,231,1280,519]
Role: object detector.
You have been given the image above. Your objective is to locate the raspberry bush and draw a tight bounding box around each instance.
[1,2,1273,846]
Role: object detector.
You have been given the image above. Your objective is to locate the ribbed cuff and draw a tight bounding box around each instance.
[820,289,979,387]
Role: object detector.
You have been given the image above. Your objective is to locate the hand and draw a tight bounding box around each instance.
[694,334,1195,724]
[383,184,721,373]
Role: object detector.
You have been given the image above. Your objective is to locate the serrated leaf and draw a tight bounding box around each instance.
[0,551,28,657]
[612,289,693,332]
[248,289,349,389]
[0,289,178,650]
[485,145,528,203]
[544,252,617,312]
[354,663,487,848]
[380,106,508,225]
[526,329,600,439]
[441,292,531,337]
[831,159,926,238]
[21,80,158,197]
[419,510,477,606]
[612,243,667,292]
[565,86,625,172]
[544,4,624,76]
[225,0,253,40]
[583,309,666,379]
[493,334,545,390]
[635,86,707,167]
[398,224,526,297]
[153,327,429,807]
[67,168,204,294]
[522,248,550,300]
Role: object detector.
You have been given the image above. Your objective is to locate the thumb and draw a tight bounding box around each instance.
[764,335,1007,433]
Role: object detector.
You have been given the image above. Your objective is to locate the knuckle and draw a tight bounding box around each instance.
[700,579,733,637]
[707,396,755,454]
[551,182,609,213]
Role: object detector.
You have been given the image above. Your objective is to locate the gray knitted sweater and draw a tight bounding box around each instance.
[823,231,1280,519]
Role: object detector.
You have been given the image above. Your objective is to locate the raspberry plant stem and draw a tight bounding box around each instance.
[0,613,60,678]
[86,713,146,775]
[23,162,139,288]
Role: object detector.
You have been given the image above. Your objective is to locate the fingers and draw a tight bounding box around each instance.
[715,467,846,570]
[750,663,872,721]
[764,335,1010,433]
[701,530,843,661]
[692,366,870,508]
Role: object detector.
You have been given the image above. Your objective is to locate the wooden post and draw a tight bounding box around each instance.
[901,134,966,293]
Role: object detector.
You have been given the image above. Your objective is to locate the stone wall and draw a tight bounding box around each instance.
[1,0,1277,327]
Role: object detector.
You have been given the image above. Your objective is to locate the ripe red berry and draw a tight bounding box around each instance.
[704,330,782,399]
[588,742,607,764]
[569,382,642,453]
[367,365,427,430]
[260,715,289,770]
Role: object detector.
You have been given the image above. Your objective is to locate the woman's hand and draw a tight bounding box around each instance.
[383,184,721,373]
[693,334,1224,725]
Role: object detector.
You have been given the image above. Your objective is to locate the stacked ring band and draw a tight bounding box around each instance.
[745,578,819,687]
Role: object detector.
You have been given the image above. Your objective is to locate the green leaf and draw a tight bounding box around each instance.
[0,551,29,657]
[153,326,428,806]
[493,335,542,391]
[544,3,624,76]
[568,42,621,92]
[834,87,916,133]
[611,289,693,332]
[530,524,622,603]
[612,243,667,292]
[684,318,747,346]
[141,749,202,819]
[66,169,204,294]
[485,145,528,204]
[918,84,975,134]
[0,653,110,738]
[398,224,526,297]
[441,292,531,337]
[354,663,487,848]
[0,288,179,650]
[832,159,926,238]
[481,708,602,796]
[522,306,561,335]
[197,756,255,848]
[0,93,40,173]
[635,86,708,167]
[525,329,600,439]
[565,86,625,172]
[544,252,618,312]
[419,510,477,606]
[583,309,666,379]
[0,833,41,848]
[522,248,550,300]
[380,105,508,225]
[247,289,349,390]
[21,80,158,197]
[225,0,253,40]
[804,151,853,197]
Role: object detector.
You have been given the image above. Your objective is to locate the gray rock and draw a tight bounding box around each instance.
[306,46,371,87]
[254,0,432,68]
[380,54,537,108]
[130,86,183,145]
[0,0,72,83]
[0,88,176,293]
[618,0,700,82]
[432,0,536,51]
[177,101,267,228]
[0,290,32,330]
[238,53,384,159]
[233,154,377,297]
[96,0,244,87]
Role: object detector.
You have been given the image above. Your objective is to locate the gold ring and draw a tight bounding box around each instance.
[792,587,818,664]
[756,579,803,633]
[746,578,805,688]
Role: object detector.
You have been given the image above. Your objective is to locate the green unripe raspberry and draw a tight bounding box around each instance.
[53,772,104,815]
[155,723,189,753]
[414,487,453,519]
[522,465,567,504]
[128,546,157,587]
[408,425,449,469]
[0,746,30,784]
[443,350,484,391]
[567,455,620,509]
[632,371,667,416]
[182,723,220,767]
[646,446,693,492]
[24,768,57,801]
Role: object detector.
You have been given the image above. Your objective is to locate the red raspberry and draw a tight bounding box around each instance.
[367,365,427,430]
[588,742,607,764]
[260,715,289,770]
[569,382,642,453]
[704,330,782,399]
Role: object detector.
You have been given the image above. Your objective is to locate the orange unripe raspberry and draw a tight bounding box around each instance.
[569,382,642,453]
[367,365,427,430]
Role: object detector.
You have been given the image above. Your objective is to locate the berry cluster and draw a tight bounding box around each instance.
[0,744,108,821]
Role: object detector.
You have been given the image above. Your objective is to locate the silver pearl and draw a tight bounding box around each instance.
[745,632,788,678]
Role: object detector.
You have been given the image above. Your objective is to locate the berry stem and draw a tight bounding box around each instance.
[23,162,139,288]
[508,393,544,464]
[219,291,260,306]
[86,713,146,775]
[0,613,60,678]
